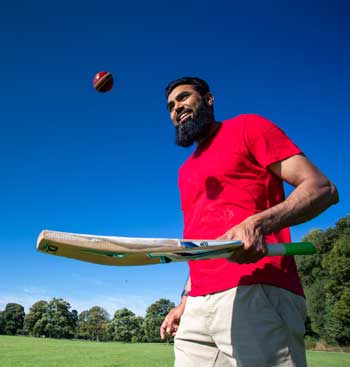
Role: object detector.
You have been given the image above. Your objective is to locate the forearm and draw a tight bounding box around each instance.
[220,156,338,263]
[249,177,338,235]
[180,276,191,304]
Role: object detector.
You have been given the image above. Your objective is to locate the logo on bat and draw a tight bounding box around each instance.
[200,242,209,246]
[41,243,58,254]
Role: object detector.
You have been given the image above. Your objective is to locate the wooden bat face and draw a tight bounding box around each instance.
[37,230,315,266]
[36,230,243,266]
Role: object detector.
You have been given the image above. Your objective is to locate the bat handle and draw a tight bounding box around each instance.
[267,242,316,256]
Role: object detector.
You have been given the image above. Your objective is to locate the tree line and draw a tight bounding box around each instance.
[1,216,349,346]
[0,298,175,342]
[296,215,350,346]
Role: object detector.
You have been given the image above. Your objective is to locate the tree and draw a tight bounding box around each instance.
[333,216,350,237]
[322,234,350,345]
[2,303,25,335]
[297,215,350,345]
[0,311,5,334]
[144,298,175,342]
[296,228,335,288]
[133,316,146,342]
[304,279,326,337]
[108,308,143,342]
[77,310,89,340]
[77,306,110,341]
[24,300,49,337]
[44,298,78,339]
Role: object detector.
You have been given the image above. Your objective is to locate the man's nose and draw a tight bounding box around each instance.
[175,104,184,114]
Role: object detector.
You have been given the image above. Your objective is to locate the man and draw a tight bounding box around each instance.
[160,77,338,367]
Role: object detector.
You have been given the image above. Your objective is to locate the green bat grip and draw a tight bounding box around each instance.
[283,242,316,255]
[267,242,316,256]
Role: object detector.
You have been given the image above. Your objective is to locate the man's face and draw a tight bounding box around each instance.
[167,85,214,147]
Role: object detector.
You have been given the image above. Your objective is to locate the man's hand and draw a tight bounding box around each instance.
[160,301,186,339]
[218,217,267,264]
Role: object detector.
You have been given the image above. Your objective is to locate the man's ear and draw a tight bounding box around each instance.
[206,93,214,106]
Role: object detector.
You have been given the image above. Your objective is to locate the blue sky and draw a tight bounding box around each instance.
[0,1,349,317]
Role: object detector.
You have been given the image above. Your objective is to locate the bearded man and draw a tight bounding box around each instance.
[160,77,338,367]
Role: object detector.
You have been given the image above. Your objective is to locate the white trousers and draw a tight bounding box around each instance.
[174,285,307,367]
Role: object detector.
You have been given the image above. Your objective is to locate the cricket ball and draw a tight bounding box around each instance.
[93,71,114,93]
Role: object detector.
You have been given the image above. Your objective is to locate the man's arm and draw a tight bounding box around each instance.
[160,277,191,339]
[219,154,339,263]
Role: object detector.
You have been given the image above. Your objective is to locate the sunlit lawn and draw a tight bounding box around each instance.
[0,336,173,367]
[1,335,349,367]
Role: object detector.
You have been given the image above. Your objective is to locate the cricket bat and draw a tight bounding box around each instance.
[36,230,316,266]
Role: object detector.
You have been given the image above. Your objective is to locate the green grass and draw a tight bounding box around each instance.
[0,336,174,367]
[1,335,349,367]
[307,350,350,367]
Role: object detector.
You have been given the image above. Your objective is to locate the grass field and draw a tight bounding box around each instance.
[1,335,350,367]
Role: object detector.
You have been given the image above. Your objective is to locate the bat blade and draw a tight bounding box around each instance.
[36,230,316,266]
[36,230,242,266]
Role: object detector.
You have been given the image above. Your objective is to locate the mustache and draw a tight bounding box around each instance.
[176,108,193,124]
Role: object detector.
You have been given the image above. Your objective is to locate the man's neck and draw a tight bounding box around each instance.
[196,121,221,146]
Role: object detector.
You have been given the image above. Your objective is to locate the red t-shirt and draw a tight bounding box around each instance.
[179,114,305,297]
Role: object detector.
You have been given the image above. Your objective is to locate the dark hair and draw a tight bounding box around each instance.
[165,77,210,98]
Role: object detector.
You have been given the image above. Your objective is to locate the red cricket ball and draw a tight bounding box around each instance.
[93,71,114,93]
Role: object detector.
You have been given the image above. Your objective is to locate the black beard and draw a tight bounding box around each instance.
[175,100,213,147]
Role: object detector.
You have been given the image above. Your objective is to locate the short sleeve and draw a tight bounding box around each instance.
[243,114,303,168]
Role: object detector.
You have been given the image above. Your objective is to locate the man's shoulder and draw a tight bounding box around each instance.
[223,114,279,132]
[221,114,245,129]
[224,113,274,123]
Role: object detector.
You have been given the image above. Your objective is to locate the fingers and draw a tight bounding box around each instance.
[160,320,167,339]
[160,314,178,339]
[170,324,179,336]
[160,316,171,339]
[160,323,177,339]
[219,223,267,264]
[216,229,232,241]
[229,249,264,264]
[228,242,267,264]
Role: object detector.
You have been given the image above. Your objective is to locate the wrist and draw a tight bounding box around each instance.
[244,215,266,235]
[181,289,189,298]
